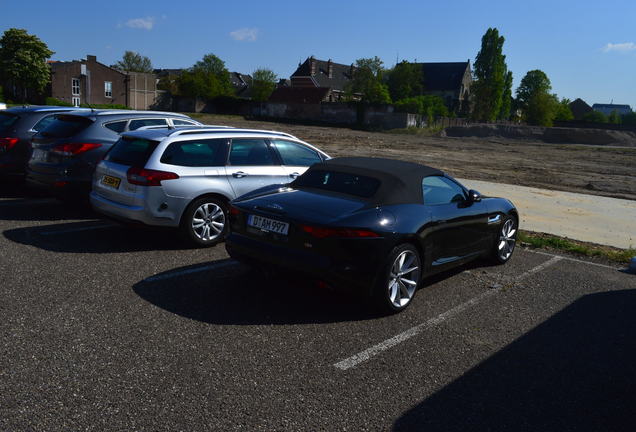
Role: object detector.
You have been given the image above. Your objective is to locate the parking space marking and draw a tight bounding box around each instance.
[527,249,618,270]
[143,260,239,282]
[40,222,117,236]
[333,255,563,371]
[0,198,56,206]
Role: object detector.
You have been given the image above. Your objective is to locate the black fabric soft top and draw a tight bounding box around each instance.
[293,157,444,205]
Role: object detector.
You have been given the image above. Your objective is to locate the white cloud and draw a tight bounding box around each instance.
[602,42,636,53]
[125,17,156,30]
[230,27,259,42]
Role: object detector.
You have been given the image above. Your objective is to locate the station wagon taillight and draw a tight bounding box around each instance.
[51,142,102,156]
[0,137,18,150]
[127,167,179,186]
[300,225,379,239]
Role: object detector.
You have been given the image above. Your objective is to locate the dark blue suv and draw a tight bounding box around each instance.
[0,106,90,177]
[26,110,201,199]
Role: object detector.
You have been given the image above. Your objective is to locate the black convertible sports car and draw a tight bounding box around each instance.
[225,157,518,313]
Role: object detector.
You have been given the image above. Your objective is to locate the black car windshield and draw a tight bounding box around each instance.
[293,169,381,198]
[104,137,159,167]
[0,112,19,131]
[40,115,92,138]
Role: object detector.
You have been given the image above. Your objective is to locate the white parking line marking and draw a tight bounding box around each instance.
[333,255,563,371]
[143,260,239,282]
[0,198,55,206]
[40,223,116,236]
[527,249,618,270]
[515,255,562,282]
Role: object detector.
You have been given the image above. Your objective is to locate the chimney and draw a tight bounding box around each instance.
[86,55,97,63]
[327,59,333,79]
[309,56,316,76]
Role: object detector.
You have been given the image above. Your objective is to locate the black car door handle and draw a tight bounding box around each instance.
[232,171,248,178]
[289,172,300,178]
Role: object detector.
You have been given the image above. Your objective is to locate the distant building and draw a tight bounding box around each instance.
[568,98,593,120]
[592,103,632,116]
[290,56,354,102]
[229,72,252,99]
[414,61,472,113]
[50,55,159,109]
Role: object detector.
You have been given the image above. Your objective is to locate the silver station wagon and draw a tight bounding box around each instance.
[90,127,330,246]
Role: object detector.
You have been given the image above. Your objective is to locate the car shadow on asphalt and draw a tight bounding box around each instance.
[0,198,98,221]
[392,289,636,432]
[3,221,193,253]
[132,260,483,325]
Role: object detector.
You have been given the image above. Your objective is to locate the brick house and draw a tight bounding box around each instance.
[289,56,355,102]
[50,55,159,109]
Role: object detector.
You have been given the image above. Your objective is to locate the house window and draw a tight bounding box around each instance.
[72,78,80,96]
[105,81,112,98]
[72,97,80,107]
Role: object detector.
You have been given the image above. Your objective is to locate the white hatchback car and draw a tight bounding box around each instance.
[90,126,329,246]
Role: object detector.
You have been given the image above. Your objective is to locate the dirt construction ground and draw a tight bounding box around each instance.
[192,114,636,201]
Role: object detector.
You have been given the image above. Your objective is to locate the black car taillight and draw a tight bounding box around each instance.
[51,142,102,156]
[126,166,179,186]
[300,225,380,239]
[0,137,18,151]
[229,205,242,216]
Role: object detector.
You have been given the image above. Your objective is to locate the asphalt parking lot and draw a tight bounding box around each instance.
[1,182,635,431]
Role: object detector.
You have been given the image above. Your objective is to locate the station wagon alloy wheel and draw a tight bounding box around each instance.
[192,203,225,242]
[387,247,421,309]
[497,218,517,261]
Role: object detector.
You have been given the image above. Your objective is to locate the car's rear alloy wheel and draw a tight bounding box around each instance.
[495,216,517,263]
[181,197,228,247]
[375,244,421,313]
[193,203,225,240]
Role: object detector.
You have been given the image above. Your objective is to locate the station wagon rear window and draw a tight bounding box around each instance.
[293,169,381,198]
[104,137,159,167]
[40,115,92,138]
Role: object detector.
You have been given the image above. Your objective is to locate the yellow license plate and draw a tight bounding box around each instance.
[101,175,121,189]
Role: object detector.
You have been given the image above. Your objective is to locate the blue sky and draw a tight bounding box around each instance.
[2,0,635,107]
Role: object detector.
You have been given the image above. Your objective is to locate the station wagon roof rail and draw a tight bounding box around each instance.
[94,110,190,117]
[167,127,297,139]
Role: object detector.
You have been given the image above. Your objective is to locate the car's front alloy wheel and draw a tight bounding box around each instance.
[495,216,517,263]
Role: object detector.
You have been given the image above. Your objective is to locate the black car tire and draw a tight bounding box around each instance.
[373,243,422,314]
[491,215,517,264]
[180,196,228,247]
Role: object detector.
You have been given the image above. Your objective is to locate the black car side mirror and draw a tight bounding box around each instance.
[468,189,482,202]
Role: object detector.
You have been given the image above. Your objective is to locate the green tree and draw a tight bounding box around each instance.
[608,110,621,124]
[113,50,153,73]
[553,98,574,121]
[516,70,556,126]
[582,111,607,123]
[516,70,552,108]
[622,112,636,125]
[394,95,448,123]
[346,56,391,104]
[176,53,234,100]
[471,28,507,121]
[387,61,423,101]
[524,93,557,126]
[0,28,54,102]
[251,68,277,102]
[498,70,513,120]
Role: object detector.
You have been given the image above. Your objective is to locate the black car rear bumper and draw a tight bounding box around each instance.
[225,232,385,291]
[26,169,91,198]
